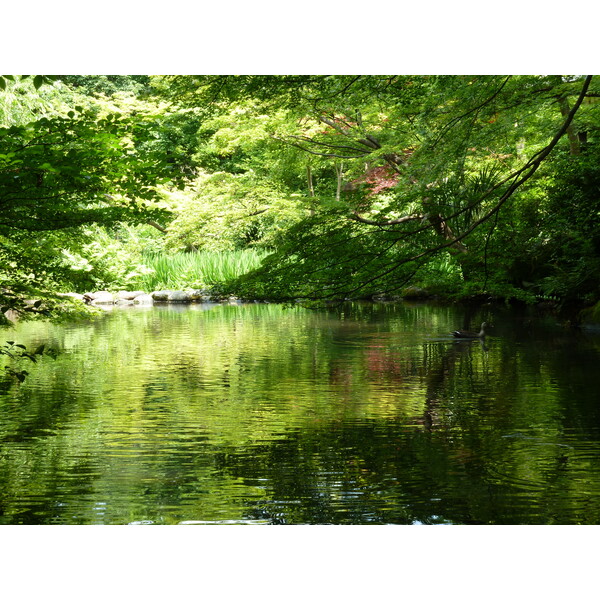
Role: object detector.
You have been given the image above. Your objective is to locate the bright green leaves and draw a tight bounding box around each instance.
[0,84,179,310]
[0,109,170,233]
[30,75,59,89]
[161,171,302,252]
[0,75,58,91]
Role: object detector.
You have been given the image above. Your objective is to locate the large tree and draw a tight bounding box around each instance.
[0,77,177,320]
[161,75,597,304]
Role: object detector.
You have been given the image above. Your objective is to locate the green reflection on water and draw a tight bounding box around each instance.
[1,302,600,524]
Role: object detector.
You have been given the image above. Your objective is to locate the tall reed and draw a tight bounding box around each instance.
[133,249,270,291]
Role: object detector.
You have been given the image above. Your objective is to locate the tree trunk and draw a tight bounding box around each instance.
[307,164,315,216]
[147,220,168,234]
[307,164,314,197]
[335,162,344,201]
[557,95,581,155]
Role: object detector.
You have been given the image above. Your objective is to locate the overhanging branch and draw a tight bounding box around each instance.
[320,76,594,301]
[398,76,593,268]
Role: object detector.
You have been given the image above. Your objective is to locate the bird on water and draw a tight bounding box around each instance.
[451,322,488,339]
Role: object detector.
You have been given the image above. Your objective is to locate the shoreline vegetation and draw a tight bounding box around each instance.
[3,75,600,335]
[3,241,598,327]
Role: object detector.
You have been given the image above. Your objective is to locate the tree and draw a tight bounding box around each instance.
[4,74,600,314]
[0,80,179,319]
[198,75,597,304]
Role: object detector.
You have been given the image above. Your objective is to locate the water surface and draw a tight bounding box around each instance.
[2,301,600,524]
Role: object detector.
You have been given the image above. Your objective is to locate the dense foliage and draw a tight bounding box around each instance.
[2,74,600,325]
[0,76,179,322]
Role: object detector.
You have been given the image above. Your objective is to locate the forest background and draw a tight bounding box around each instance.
[2,74,600,327]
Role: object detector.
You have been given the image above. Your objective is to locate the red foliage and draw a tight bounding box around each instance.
[355,165,399,196]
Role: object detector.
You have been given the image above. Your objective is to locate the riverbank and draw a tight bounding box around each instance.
[60,285,600,331]
[62,285,445,307]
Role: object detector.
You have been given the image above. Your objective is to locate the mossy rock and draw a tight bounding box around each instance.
[151,290,173,302]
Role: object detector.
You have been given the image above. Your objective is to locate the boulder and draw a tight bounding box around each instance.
[114,298,134,305]
[168,290,191,302]
[151,290,173,302]
[187,289,211,302]
[117,291,146,300]
[90,291,115,305]
[133,294,154,305]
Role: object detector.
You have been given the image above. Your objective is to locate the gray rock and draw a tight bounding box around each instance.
[133,294,154,305]
[151,290,173,302]
[117,291,146,300]
[168,291,190,302]
[91,291,115,305]
[187,289,205,302]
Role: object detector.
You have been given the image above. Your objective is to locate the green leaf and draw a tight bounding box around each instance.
[33,75,43,89]
[0,77,5,91]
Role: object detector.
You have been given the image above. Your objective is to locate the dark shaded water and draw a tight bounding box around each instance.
[1,301,600,525]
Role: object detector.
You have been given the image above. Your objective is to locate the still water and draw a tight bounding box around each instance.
[1,301,600,525]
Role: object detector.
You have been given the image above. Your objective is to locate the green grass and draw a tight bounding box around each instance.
[133,249,271,291]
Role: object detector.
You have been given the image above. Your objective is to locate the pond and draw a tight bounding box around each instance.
[1,301,600,525]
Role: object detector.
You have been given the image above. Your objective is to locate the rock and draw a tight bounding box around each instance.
[151,290,173,302]
[133,294,154,305]
[90,291,115,305]
[372,293,401,302]
[187,289,212,302]
[168,291,191,302]
[114,298,134,305]
[117,291,146,300]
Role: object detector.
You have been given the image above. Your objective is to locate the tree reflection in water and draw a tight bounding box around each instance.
[1,302,599,524]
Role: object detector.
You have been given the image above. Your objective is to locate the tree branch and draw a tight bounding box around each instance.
[406,75,593,264]
[431,76,512,149]
[147,220,168,233]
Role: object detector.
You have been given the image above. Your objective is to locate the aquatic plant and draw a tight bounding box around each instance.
[133,249,270,290]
